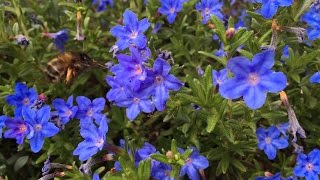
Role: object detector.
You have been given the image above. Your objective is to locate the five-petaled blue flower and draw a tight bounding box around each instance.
[219,50,287,109]
[149,58,183,111]
[73,116,108,161]
[43,29,69,52]
[111,9,150,50]
[301,7,320,41]
[195,0,224,24]
[4,116,33,144]
[310,71,320,84]
[212,68,228,86]
[255,0,293,19]
[179,147,209,180]
[52,95,78,125]
[76,96,105,126]
[158,0,186,24]
[256,126,289,160]
[294,148,320,180]
[22,106,60,153]
[6,82,38,117]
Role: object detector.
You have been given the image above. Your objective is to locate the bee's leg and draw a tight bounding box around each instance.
[65,67,73,84]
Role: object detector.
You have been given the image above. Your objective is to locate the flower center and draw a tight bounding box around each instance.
[96,138,104,147]
[185,158,192,165]
[23,98,30,105]
[169,8,175,14]
[134,65,143,75]
[133,97,140,104]
[155,75,164,84]
[204,8,210,15]
[247,73,260,86]
[306,163,314,171]
[265,137,272,144]
[35,124,42,131]
[87,109,94,117]
[130,32,138,39]
[65,110,72,117]
[18,124,27,133]
[217,79,223,85]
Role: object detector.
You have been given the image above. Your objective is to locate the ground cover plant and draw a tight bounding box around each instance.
[0,0,320,179]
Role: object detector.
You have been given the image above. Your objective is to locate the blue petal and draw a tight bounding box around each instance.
[243,86,267,109]
[132,34,147,49]
[41,122,59,137]
[14,82,28,94]
[186,165,199,180]
[227,56,251,77]
[22,107,36,125]
[139,99,154,113]
[76,96,91,110]
[294,165,307,176]
[153,85,169,111]
[278,0,293,6]
[123,9,138,29]
[164,74,183,91]
[264,144,277,160]
[310,72,320,83]
[261,2,278,19]
[260,71,287,93]
[154,58,171,76]
[272,138,289,149]
[192,155,209,169]
[252,50,275,74]
[138,18,150,33]
[167,13,177,24]
[36,106,51,124]
[92,98,106,111]
[305,172,319,180]
[126,104,140,121]
[110,25,127,37]
[66,95,74,107]
[30,133,44,153]
[219,78,249,99]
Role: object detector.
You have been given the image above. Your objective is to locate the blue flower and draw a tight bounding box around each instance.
[294,148,320,180]
[110,47,147,90]
[149,58,183,111]
[212,68,227,86]
[158,0,186,24]
[152,163,173,180]
[135,142,157,165]
[195,0,224,24]
[0,115,6,138]
[76,96,105,126]
[4,116,33,144]
[310,71,320,84]
[93,0,113,12]
[110,9,150,50]
[219,50,287,109]
[93,173,100,180]
[256,126,289,160]
[179,148,209,180]
[43,29,69,52]
[52,95,78,125]
[254,172,281,180]
[255,0,293,19]
[282,45,289,58]
[115,88,154,121]
[6,82,38,117]
[22,106,60,153]
[301,7,320,41]
[106,76,129,102]
[73,117,108,161]
[152,22,163,34]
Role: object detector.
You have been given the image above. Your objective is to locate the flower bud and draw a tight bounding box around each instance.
[226,28,235,39]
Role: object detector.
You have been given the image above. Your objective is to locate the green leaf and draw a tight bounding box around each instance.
[206,114,219,133]
[220,156,230,174]
[197,51,226,66]
[171,139,178,154]
[232,159,247,172]
[150,154,169,164]
[14,156,28,172]
[12,22,19,35]
[137,159,151,180]
[294,0,313,21]
[181,149,193,160]
[228,30,253,57]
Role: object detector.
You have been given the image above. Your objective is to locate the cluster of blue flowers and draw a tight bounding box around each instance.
[108,10,183,120]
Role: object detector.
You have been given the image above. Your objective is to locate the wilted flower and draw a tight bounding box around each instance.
[14,35,30,47]
[219,50,287,109]
[301,7,320,41]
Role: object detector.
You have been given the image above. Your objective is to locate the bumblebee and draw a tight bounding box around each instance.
[45,52,102,84]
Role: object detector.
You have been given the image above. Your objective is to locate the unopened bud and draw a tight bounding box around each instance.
[166,151,173,159]
[102,154,114,161]
[264,171,273,177]
[226,28,235,39]
[208,23,215,29]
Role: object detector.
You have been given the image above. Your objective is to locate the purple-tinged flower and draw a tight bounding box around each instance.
[76,96,105,126]
[212,68,227,86]
[4,117,33,144]
[256,126,289,160]
[52,95,78,125]
[254,172,281,180]
[148,58,183,111]
[219,50,287,109]
[110,47,147,90]
[43,29,69,52]
[135,142,157,165]
[195,0,224,24]
[6,82,38,117]
[93,0,113,12]
[255,0,293,19]
[301,7,320,41]
[0,116,6,138]
[310,71,320,84]
[294,148,320,180]
[115,88,154,121]
[158,0,186,24]
[14,35,30,47]
[110,9,150,50]
[137,46,152,61]
[152,22,163,34]
[22,106,59,153]
[152,163,173,180]
[179,148,209,180]
[106,76,129,102]
[73,117,108,161]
